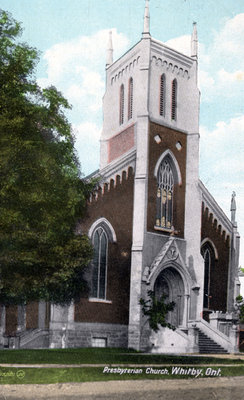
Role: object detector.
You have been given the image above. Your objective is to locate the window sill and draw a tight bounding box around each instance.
[154,225,174,233]
[89,298,112,304]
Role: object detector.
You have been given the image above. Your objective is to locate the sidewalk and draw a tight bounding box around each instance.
[0,376,244,400]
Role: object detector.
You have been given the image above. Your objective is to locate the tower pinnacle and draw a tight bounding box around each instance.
[106,30,113,68]
[231,191,237,227]
[191,22,198,58]
[142,0,150,38]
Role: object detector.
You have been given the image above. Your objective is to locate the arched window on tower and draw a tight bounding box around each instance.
[171,79,177,121]
[119,84,124,125]
[156,159,174,229]
[91,227,108,299]
[160,74,166,117]
[128,77,133,120]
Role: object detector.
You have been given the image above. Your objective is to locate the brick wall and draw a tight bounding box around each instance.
[201,205,230,312]
[26,302,39,329]
[5,306,18,336]
[75,168,134,325]
[108,125,134,163]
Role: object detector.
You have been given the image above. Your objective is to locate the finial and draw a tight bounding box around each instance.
[142,0,150,38]
[230,191,237,226]
[191,22,198,58]
[106,30,113,68]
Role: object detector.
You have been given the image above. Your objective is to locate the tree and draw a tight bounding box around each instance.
[0,10,93,305]
[140,290,176,332]
[236,295,244,324]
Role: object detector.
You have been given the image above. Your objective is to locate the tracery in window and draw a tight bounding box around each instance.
[128,77,133,120]
[171,79,177,121]
[160,74,166,117]
[155,159,174,229]
[119,84,124,125]
[91,227,108,299]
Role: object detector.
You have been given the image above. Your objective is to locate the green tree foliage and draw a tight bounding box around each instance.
[0,10,93,305]
[140,290,176,332]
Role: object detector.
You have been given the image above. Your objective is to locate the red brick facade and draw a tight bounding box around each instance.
[201,204,230,312]
[108,125,135,163]
[75,168,134,325]
[5,306,18,336]
[26,302,39,329]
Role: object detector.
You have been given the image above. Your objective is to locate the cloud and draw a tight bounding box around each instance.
[42,29,129,83]
[199,115,244,203]
[218,68,244,83]
[72,122,101,175]
[165,35,191,57]
[198,70,215,93]
[164,15,244,105]
[199,13,244,101]
[38,29,129,119]
[200,115,244,180]
[201,115,244,146]
[66,67,104,112]
[212,14,244,63]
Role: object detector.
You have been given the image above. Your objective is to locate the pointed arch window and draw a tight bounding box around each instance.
[156,159,174,229]
[119,84,124,125]
[128,77,133,120]
[203,249,211,309]
[201,241,217,311]
[91,227,108,299]
[160,74,166,117]
[171,79,177,121]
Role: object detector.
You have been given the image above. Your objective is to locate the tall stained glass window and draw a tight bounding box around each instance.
[156,159,174,229]
[91,227,108,299]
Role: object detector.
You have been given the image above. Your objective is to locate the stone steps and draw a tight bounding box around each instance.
[20,329,49,349]
[198,330,228,354]
[4,329,49,349]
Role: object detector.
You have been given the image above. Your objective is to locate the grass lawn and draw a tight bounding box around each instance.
[0,348,244,384]
[0,365,244,384]
[0,347,243,365]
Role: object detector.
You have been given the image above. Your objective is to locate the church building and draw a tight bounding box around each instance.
[0,1,241,353]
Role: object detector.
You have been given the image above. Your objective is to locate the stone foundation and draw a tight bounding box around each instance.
[49,322,128,349]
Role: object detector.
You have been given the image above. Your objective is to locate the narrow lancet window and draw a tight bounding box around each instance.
[119,84,124,125]
[203,249,211,309]
[171,79,177,121]
[156,159,174,229]
[160,74,166,117]
[91,227,108,299]
[128,78,133,120]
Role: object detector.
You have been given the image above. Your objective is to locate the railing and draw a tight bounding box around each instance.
[194,318,237,352]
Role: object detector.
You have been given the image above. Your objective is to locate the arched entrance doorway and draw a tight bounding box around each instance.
[154,267,185,328]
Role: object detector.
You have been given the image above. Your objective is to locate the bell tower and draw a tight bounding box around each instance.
[99,0,203,350]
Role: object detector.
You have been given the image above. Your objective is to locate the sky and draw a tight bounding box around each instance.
[1,0,244,281]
